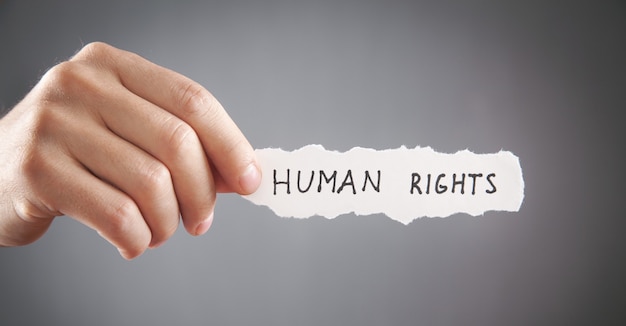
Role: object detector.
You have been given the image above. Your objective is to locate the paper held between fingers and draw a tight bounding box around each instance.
[244,145,524,225]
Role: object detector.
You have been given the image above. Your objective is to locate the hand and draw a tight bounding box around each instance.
[0,42,261,259]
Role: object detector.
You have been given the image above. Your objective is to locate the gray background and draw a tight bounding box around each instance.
[1,0,625,325]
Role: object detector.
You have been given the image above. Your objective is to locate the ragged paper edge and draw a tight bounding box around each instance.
[244,145,524,225]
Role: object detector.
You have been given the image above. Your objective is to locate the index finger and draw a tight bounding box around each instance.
[74,42,261,195]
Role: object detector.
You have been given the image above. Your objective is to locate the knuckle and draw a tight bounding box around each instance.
[20,148,45,184]
[104,198,154,259]
[29,107,68,149]
[20,158,46,198]
[38,60,105,104]
[161,120,199,158]
[176,81,220,118]
[74,41,112,62]
[106,198,140,236]
[139,161,172,194]
[40,62,79,98]
[19,147,56,200]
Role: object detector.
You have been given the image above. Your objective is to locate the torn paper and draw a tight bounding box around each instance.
[244,145,524,225]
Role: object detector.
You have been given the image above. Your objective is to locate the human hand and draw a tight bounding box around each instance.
[0,42,261,259]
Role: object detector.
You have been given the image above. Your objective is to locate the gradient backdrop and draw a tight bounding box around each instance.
[1,1,625,325]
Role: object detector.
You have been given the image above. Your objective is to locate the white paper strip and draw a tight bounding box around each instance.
[244,145,524,225]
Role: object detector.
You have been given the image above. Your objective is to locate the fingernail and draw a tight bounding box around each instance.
[239,163,261,194]
[195,212,214,236]
[118,248,134,261]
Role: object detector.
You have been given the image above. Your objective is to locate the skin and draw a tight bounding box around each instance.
[0,42,262,259]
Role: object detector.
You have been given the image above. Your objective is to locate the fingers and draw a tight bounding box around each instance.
[26,100,179,257]
[73,42,262,195]
[23,141,151,260]
[3,42,258,258]
[95,85,216,236]
[59,163,153,260]
[57,48,218,237]
[67,121,180,248]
